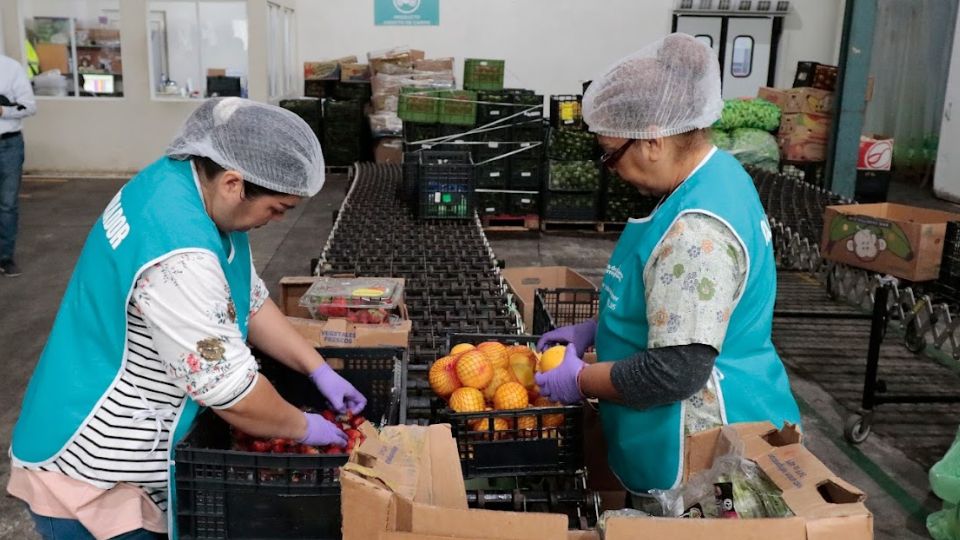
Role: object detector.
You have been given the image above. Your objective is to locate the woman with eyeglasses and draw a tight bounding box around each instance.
[534,33,800,507]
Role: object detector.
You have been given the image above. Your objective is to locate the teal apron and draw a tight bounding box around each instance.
[11,157,252,538]
[595,149,800,494]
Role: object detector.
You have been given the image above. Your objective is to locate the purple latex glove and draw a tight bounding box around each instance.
[536,319,597,356]
[309,363,368,414]
[298,412,348,447]
[534,346,586,404]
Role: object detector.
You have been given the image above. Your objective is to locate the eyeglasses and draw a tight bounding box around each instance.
[599,139,636,169]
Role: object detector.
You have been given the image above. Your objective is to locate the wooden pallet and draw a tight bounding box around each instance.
[481,214,540,232]
[539,220,629,233]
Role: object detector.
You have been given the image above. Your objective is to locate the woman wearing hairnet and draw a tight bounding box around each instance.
[7,98,365,538]
[535,34,801,503]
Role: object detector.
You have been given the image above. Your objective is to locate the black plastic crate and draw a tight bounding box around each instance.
[404,122,441,145]
[476,190,507,215]
[509,158,543,190]
[417,151,475,219]
[533,289,599,335]
[477,90,513,126]
[549,95,583,129]
[429,334,584,478]
[176,347,407,540]
[940,222,960,288]
[332,81,372,102]
[543,191,597,221]
[402,151,420,202]
[506,191,540,215]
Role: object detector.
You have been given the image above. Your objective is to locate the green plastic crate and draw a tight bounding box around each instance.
[438,90,478,127]
[464,59,505,91]
[398,87,440,124]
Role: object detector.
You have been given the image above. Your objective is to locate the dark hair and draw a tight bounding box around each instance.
[672,128,711,155]
[192,155,285,199]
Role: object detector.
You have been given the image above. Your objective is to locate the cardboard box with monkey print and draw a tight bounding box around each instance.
[821,203,960,282]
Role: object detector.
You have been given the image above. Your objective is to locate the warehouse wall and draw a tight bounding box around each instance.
[0,0,292,174]
[296,0,843,98]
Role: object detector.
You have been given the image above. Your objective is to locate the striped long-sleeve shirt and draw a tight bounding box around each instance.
[12,250,269,514]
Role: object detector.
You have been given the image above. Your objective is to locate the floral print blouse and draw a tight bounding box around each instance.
[642,212,748,435]
[132,251,269,408]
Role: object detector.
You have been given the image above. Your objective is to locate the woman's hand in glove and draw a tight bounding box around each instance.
[309,363,367,414]
[298,412,348,447]
[536,319,597,357]
[534,346,586,404]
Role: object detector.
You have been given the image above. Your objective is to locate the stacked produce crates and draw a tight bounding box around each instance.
[544,122,600,225]
[600,169,660,224]
[323,98,366,166]
[279,97,323,143]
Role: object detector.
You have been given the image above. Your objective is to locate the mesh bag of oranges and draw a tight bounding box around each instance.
[429,338,571,442]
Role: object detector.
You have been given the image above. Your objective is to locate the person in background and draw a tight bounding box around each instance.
[534,34,801,510]
[8,98,365,539]
[0,52,37,277]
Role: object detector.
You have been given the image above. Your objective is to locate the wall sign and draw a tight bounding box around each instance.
[375,0,439,26]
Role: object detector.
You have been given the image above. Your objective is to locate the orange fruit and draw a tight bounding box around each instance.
[449,387,485,413]
[468,416,511,440]
[538,345,566,373]
[508,351,537,390]
[428,356,461,398]
[455,350,494,389]
[533,397,564,428]
[516,414,538,438]
[483,367,518,402]
[493,382,529,410]
[476,342,509,370]
[450,343,476,357]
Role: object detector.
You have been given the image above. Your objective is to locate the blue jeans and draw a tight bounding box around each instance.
[0,132,24,262]
[28,509,167,540]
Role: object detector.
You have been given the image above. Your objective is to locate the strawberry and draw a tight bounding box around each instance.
[321,410,337,422]
[349,414,365,429]
[324,446,344,455]
[251,440,271,453]
[300,445,321,455]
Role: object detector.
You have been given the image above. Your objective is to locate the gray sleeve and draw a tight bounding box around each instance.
[609,343,718,409]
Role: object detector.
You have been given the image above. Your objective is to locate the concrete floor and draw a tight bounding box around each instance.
[0,175,948,539]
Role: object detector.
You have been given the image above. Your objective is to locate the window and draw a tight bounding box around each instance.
[22,0,124,98]
[148,1,248,99]
[267,3,297,100]
[731,35,754,77]
[695,34,714,48]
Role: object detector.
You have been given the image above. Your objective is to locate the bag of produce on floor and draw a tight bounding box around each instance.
[713,98,781,132]
[928,427,960,540]
[728,128,780,172]
[711,129,733,152]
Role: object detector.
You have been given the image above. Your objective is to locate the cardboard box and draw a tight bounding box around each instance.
[279,276,412,348]
[375,138,403,164]
[341,62,371,82]
[304,56,357,81]
[821,203,960,281]
[36,43,69,74]
[857,135,894,171]
[341,422,873,540]
[757,86,790,109]
[784,87,834,115]
[414,57,455,73]
[779,130,827,162]
[501,266,596,332]
[779,113,832,142]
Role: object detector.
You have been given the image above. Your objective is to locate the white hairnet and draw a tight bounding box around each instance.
[167,97,325,197]
[583,33,723,140]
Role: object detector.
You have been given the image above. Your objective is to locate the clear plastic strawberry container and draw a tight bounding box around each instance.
[298,277,404,324]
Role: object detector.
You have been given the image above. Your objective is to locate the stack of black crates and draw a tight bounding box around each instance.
[297,79,373,166]
[545,96,600,224]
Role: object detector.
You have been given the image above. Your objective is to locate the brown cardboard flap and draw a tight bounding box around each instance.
[604,516,808,539]
[806,514,874,540]
[416,424,468,509]
[405,503,568,539]
[341,472,398,540]
[567,531,600,540]
[502,267,596,331]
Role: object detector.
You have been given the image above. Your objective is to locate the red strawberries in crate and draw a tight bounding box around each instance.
[232,409,368,455]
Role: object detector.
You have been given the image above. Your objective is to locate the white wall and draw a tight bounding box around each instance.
[297,0,843,99]
[151,1,202,93]
[934,3,960,203]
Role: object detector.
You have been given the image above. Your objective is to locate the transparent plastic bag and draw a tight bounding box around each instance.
[651,435,793,520]
[728,128,780,172]
[928,427,960,539]
[298,277,404,324]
